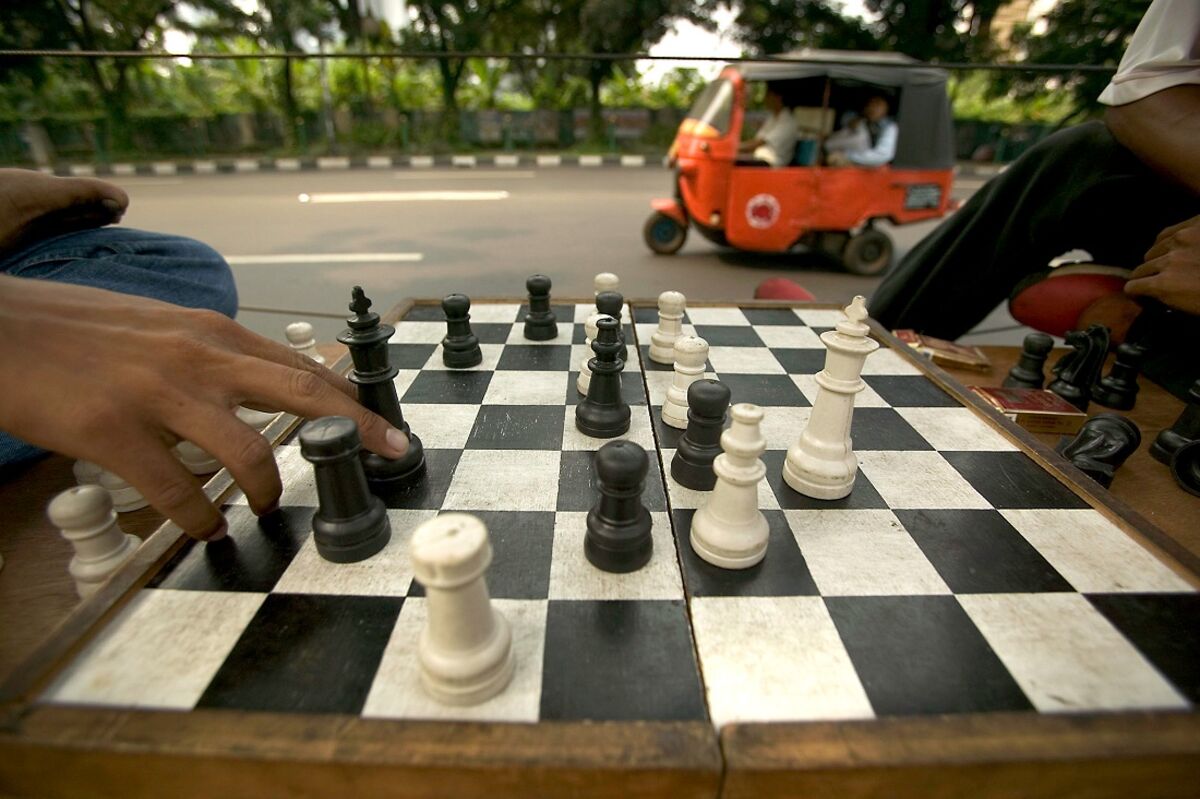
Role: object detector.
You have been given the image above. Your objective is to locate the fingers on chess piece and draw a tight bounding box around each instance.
[523,274,558,341]
[649,290,687,365]
[661,335,709,430]
[593,272,619,296]
[1171,440,1200,498]
[594,290,628,362]
[585,440,654,573]
[47,484,141,598]
[671,379,731,491]
[577,312,611,396]
[1055,413,1141,489]
[575,316,631,438]
[1091,342,1146,411]
[1048,324,1110,412]
[412,513,515,706]
[285,321,326,366]
[1150,379,1200,466]
[441,293,483,369]
[1003,332,1053,389]
[690,403,770,570]
[299,416,392,564]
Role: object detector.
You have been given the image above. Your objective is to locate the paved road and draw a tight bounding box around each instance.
[114,167,1009,344]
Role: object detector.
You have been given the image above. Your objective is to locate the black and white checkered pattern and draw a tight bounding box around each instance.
[42,302,1199,731]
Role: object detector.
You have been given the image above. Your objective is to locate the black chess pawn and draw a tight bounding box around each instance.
[585,439,653,573]
[595,290,628,362]
[336,286,426,486]
[1150,379,1200,465]
[1048,324,1110,411]
[523,274,558,340]
[441,293,483,368]
[299,416,392,563]
[671,379,731,491]
[1055,414,1141,489]
[1170,441,1200,498]
[1003,332,1053,389]
[575,317,631,438]
[1091,342,1146,411]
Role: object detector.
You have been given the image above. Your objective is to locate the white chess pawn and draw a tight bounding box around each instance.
[690,403,770,570]
[236,405,279,434]
[285,321,326,365]
[783,295,880,500]
[412,513,514,706]
[649,290,686,365]
[73,459,103,486]
[174,440,221,475]
[661,335,709,429]
[593,272,619,296]
[577,312,611,396]
[47,485,140,598]
[96,468,149,513]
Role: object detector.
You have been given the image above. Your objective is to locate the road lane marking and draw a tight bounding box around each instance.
[225,253,424,265]
[297,190,509,203]
[393,171,535,180]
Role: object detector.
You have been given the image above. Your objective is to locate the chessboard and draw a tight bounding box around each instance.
[2,298,1198,799]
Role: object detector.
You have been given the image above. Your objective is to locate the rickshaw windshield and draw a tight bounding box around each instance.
[684,79,734,135]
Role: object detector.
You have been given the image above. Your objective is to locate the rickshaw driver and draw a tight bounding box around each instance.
[824,94,898,167]
[736,83,799,167]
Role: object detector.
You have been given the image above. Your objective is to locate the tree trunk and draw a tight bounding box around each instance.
[438,58,463,144]
[588,63,606,143]
[279,55,298,149]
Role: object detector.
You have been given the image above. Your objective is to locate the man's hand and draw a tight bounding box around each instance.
[0,169,129,255]
[1125,214,1200,315]
[0,276,409,540]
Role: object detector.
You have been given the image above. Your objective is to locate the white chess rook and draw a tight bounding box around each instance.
[593,272,619,295]
[577,312,611,396]
[413,513,515,706]
[661,335,709,429]
[47,485,141,598]
[690,403,770,569]
[649,290,686,365]
[285,321,326,365]
[783,296,880,500]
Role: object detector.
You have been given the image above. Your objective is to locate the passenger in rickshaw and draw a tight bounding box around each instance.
[736,83,798,167]
[823,94,898,167]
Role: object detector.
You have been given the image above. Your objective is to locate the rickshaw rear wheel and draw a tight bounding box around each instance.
[644,212,687,255]
[842,229,893,276]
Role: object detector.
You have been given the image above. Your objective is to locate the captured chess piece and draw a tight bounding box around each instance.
[594,272,619,295]
[47,485,141,599]
[649,290,687,365]
[412,513,514,706]
[585,440,654,573]
[441,293,483,369]
[174,441,220,475]
[97,468,149,513]
[783,296,879,500]
[1170,441,1200,498]
[690,403,770,570]
[523,274,558,341]
[337,286,426,486]
[1003,332,1054,389]
[671,379,731,491]
[595,290,629,362]
[1048,324,1110,411]
[1150,379,1200,465]
[236,405,278,434]
[299,416,392,563]
[285,321,326,365]
[577,312,610,396]
[73,459,102,487]
[1091,342,1146,411]
[1055,414,1141,489]
[661,336,709,430]
[575,317,631,438]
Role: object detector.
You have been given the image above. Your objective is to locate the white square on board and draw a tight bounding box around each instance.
[707,346,786,375]
[860,348,923,376]
[660,449,779,510]
[421,344,505,372]
[758,405,811,451]
[561,406,656,450]
[482,371,569,405]
[896,407,1018,451]
[468,303,522,323]
[443,450,561,512]
[390,321,445,344]
[401,404,481,449]
[504,323,575,345]
[754,325,826,349]
[548,512,684,600]
[793,308,846,327]
[857,450,991,510]
[687,307,750,326]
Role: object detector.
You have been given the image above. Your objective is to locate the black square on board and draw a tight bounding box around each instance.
[402,370,493,404]
[638,345,680,372]
[943,451,1090,509]
[496,345,573,371]
[741,307,804,326]
[864,375,958,407]
[716,374,809,407]
[897,509,1073,594]
[399,304,444,322]
[372,448,461,510]
[197,593,404,714]
[851,408,934,451]
[556,449,667,513]
[771,348,826,376]
[825,595,1033,716]
[387,343,437,370]
[1087,593,1200,704]
[693,325,764,347]
[673,509,818,597]
[761,451,888,510]
[472,323,513,344]
[539,600,706,721]
[516,303,574,324]
[408,511,555,600]
[566,371,647,406]
[651,406,687,449]
[465,405,565,450]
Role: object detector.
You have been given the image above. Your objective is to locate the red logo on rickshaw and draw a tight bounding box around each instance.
[746,194,780,229]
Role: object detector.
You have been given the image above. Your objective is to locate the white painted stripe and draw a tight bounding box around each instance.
[234,159,260,172]
[111,163,136,176]
[193,160,218,174]
[536,154,562,167]
[69,164,96,177]
[451,154,477,167]
[579,155,604,167]
[317,156,350,170]
[152,162,177,176]
[394,170,535,180]
[225,253,423,265]
[298,190,509,204]
[494,154,520,167]
[275,158,302,171]
[409,155,435,168]
[367,155,393,168]
[620,154,646,167]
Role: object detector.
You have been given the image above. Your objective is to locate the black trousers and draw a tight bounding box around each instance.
[872,121,1200,341]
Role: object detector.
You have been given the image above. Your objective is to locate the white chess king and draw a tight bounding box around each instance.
[783,295,879,500]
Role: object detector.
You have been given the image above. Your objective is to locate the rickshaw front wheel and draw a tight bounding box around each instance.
[644,212,687,255]
[842,229,893,276]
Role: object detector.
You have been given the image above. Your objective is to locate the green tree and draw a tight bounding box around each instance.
[720,0,876,55]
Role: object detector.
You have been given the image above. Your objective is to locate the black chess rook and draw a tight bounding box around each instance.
[585,440,654,573]
[1003,332,1053,390]
[441,293,483,369]
[671,379,731,491]
[523,274,558,340]
[336,286,426,486]
[1091,342,1146,411]
[299,416,392,563]
[595,289,629,362]
[575,317,630,438]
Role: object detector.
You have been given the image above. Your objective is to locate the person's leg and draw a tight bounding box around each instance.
[871,121,1200,339]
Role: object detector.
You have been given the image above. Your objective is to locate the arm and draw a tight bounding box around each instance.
[1105,85,1200,195]
[1124,213,1200,314]
[847,120,898,167]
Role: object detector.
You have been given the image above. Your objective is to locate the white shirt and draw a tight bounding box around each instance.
[1098,0,1200,106]
[753,109,799,167]
[824,117,898,167]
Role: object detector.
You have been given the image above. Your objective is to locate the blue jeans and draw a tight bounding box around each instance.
[1,227,237,465]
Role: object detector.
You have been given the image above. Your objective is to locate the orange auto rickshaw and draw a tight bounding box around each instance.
[643,50,957,275]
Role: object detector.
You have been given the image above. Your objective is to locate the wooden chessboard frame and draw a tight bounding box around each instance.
[1,298,1197,799]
